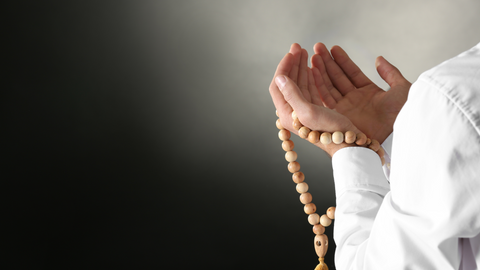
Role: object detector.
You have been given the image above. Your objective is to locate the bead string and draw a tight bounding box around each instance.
[276,110,385,270]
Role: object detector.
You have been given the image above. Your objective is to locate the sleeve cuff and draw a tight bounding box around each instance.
[332,147,390,198]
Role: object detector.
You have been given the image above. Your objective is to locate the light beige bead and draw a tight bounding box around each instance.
[355,133,367,145]
[276,119,284,130]
[285,151,297,162]
[308,130,320,144]
[377,147,385,165]
[299,192,312,204]
[276,110,279,117]
[320,132,332,145]
[313,224,325,235]
[320,214,332,227]
[282,140,295,151]
[326,207,336,220]
[296,182,309,193]
[332,131,344,144]
[278,129,291,141]
[314,234,329,258]
[308,213,320,225]
[288,161,300,173]
[299,127,310,139]
[368,139,380,152]
[345,131,356,144]
[291,110,298,120]
[366,138,372,146]
[304,203,317,215]
[292,118,302,130]
[292,172,305,183]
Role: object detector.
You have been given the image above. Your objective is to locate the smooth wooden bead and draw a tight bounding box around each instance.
[332,131,344,144]
[276,119,284,130]
[285,151,298,162]
[366,138,372,146]
[320,214,332,227]
[276,110,279,117]
[320,132,332,145]
[313,224,325,235]
[326,207,336,220]
[308,213,320,225]
[308,130,320,144]
[345,131,356,144]
[304,203,317,215]
[314,234,329,258]
[292,172,305,183]
[278,129,291,141]
[296,182,309,193]
[299,192,312,204]
[288,161,301,173]
[355,133,367,145]
[368,139,380,152]
[292,118,303,130]
[282,140,295,151]
[299,127,310,139]
[291,110,298,120]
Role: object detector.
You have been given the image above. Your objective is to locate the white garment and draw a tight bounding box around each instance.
[331,43,480,270]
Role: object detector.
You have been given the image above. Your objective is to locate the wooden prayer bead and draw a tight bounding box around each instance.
[368,139,380,152]
[313,224,325,235]
[308,130,320,144]
[308,213,320,225]
[288,161,301,173]
[299,192,312,204]
[299,127,310,139]
[314,234,329,258]
[320,214,332,227]
[285,151,298,162]
[276,110,279,117]
[292,171,305,183]
[320,132,332,145]
[276,119,284,130]
[279,129,291,141]
[304,203,317,215]
[326,207,336,220]
[345,131,356,144]
[291,110,298,120]
[366,138,372,146]
[296,182,309,193]
[355,133,367,145]
[292,118,303,130]
[332,131,344,144]
[282,140,295,151]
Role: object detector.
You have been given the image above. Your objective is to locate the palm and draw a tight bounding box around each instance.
[312,43,411,143]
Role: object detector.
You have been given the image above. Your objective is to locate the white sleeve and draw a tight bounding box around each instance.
[332,147,390,270]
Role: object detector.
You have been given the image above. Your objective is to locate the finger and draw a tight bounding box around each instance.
[308,67,323,107]
[375,56,410,88]
[275,75,311,120]
[311,52,343,103]
[311,66,337,109]
[314,42,356,95]
[269,53,295,123]
[331,45,373,88]
[288,43,302,83]
[297,49,311,102]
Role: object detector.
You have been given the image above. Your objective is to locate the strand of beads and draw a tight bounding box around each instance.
[276,110,386,270]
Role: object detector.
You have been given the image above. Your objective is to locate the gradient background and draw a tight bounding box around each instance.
[6,1,480,269]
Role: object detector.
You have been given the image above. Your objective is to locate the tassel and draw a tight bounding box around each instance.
[314,257,328,270]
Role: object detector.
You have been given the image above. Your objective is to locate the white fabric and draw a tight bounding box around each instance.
[331,43,480,270]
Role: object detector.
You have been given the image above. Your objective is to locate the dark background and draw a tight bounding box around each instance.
[5,1,480,269]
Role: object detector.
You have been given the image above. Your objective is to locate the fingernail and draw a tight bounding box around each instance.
[275,75,287,90]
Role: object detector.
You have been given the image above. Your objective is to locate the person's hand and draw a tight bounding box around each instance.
[269,44,361,156]
[311,43,412,143]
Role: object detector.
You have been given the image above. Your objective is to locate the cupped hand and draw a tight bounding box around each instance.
[312,43,412,143]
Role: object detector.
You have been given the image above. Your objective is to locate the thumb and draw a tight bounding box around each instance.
[275,75,309,115]
[375,56,410,87]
